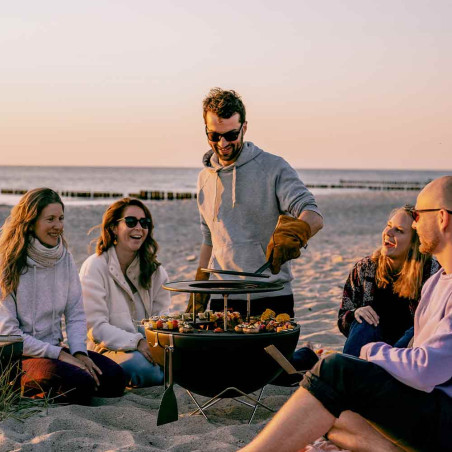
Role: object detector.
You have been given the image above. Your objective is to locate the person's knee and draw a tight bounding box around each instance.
[344,321,382,356]
[349,320,381,338]
[292,347,319,370]
[311,353,363,387]
[121,352,163,388]
[101,362,127,396]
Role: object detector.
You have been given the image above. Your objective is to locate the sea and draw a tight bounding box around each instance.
[0,166,449,206]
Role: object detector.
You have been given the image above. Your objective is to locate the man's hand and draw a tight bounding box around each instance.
[266,215,311,274]
[185,267,210,314]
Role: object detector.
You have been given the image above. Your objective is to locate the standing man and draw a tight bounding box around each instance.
[241,176,452,452]
[186,88,323,317]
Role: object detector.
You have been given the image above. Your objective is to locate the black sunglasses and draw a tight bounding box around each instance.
[205,122,244,142]
[409,208,452,222]
[118,216,151,229]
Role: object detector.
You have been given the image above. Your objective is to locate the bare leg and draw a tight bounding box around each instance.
[328,411,405,452]
[240,387,335,452]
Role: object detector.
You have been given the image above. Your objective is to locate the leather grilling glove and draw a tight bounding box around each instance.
[185,266,210,314]
[266,215,311,274]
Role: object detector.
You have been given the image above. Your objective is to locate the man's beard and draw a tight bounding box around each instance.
[419,234,440,255]
[213,137,244,164]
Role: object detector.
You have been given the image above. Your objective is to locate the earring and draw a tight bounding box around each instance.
[113,235,118,246]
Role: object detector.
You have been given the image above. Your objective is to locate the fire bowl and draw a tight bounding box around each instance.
[145,326,300,398]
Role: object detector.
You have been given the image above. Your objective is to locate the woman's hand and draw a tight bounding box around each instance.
[354,306,379,326]
[58,350,102,386]
[137,338,155,364]
[74,352,102,387]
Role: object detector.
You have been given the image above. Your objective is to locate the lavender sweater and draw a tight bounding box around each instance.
[360,269,452,397]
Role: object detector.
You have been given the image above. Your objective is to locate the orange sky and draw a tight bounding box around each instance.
[1,1,451,170]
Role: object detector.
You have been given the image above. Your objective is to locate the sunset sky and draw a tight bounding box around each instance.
[1,1,451,170]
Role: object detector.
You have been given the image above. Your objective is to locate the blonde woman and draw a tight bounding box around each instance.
[0,188,126,404]
[339,205,440,356]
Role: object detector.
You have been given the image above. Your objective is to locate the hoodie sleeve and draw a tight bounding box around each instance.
[79,255,143,351]
[360,304,452,392]
[64,253,88,355]
[150,266,171,316]
[275,159,322,219]
[0,294,62,359]
[200,211,212,247]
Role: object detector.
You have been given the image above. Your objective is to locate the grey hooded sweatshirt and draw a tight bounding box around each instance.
[198,141,321,300]
[0,248,87,359]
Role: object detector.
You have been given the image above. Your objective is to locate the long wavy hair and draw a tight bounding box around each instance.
[0,188,65,298]
[372,206,430,300]
[93,198,160,289]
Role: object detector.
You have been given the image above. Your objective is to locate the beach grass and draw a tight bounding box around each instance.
[0,357,64,422]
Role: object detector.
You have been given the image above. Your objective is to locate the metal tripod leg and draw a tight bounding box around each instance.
[247,386,266,424]
[186,386,274,423]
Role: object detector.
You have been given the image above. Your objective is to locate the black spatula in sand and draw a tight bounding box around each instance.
[157,334,178,425]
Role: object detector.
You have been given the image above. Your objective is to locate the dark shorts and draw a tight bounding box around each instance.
[300,353,452,451]
[210,294,295,318]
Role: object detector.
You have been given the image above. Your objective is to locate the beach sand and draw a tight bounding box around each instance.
[0,190,418,451]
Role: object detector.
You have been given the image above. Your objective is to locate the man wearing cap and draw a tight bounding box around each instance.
[186,88,323,317]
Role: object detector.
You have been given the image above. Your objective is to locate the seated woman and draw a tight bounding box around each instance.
[339,205,439,356]
[273,205,439,386]
[0,188,126,405]
[79,198,171,388]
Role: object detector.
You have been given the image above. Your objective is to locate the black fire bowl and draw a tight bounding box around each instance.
[145,326,300,398]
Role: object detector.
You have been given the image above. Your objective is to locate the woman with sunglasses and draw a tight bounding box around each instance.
[0,188,126,404]
[79,198,171,387]
[338,205,440,356]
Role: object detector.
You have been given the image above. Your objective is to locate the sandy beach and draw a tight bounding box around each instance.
[0,190,418,451]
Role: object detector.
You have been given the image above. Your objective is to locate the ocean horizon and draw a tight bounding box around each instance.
[0,165,449,206]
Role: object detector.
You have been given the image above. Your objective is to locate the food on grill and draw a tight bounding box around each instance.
[275,313,291,322]
[143,311,294,333]
[260,309,276,321]
[179,323,194,333]
[243,324,260,334]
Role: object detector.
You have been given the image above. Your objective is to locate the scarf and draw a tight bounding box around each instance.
[27,236,65,267]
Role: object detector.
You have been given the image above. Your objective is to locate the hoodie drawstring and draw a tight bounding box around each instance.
[214,165,237,219]
[214,171,220,221]
[232,165,237,207]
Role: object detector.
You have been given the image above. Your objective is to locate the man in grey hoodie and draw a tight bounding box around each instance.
[241,176,452,452]
[186,88,323,317]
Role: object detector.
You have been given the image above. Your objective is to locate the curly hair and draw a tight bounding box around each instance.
[202,87,246,124]
[0,188,65,298]
[93,198,160,290]
[373,205,430,300]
